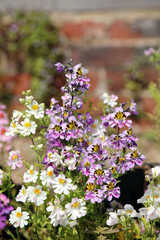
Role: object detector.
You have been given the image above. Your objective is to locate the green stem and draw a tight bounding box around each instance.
[35,206,40,240]
[16,228,20,240]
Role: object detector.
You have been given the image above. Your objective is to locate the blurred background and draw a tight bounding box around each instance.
[1,0,160,182]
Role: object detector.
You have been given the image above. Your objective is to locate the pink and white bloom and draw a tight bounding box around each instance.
[26,100,44,119]
[106,212,119,226]
[40,166,55,187]
[47,202,68,226]
[52,174,76,195]
[100,93,118,107]
[23,165,38,183]
[16,186,28,203]
[27,185,47,206]
[7,150,23,170]
[19,118,37,136]
[6,120,20,136]
[9,207,29,228]
[65,197,87,220]
[139,204,160,220]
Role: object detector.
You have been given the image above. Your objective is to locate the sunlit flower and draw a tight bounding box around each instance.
[52,174,76,195]
[16,186,28,203]
[117,204,138,218]
[40,166,55,186]
[47,202,68,226]
[26,100,44,119]
[100,93,118,107]
[152,166,160,179]
[19,118,37,136]
[23,165,38,183]
[6,120,19,136]
[106,212,118,226]
[7,150,23,170]
[9,207,29,228]
[65,197,87,220]
[27,185,47,206]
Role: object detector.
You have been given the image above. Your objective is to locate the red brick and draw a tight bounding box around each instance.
[109,20,142,39]
[107,69,125,92]
[60,21,106,40]
[140,96,156,114]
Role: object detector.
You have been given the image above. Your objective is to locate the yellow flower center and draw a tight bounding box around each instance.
[48,153,52,159]
[24,122,31,128]
[92,123,97,129]
[94,169,103,176]
[131,150,138,158]
[64,112,68,117]
[59,178,65,184]
[92,144,100,153]
[127,128,132,135]
[126,210,132,214]
[68,121,77,130]
[115,112,126,120]
[119,157,126,163]
[12,122,17,128]
[32,104,39,111]
[34,189,41,195]
[22,189,25,194]
[111,167,116,173]
[29,169,34,175]
[107,182,114,190]
[16,212,22,218]
[72,202,80,208]
[54,125,61,131]
[146,195,151,199]
[84,162,90,167]
[86,183,94,191]
[12,154,18,161]
[76,67,82,76]
[47,171,53,177]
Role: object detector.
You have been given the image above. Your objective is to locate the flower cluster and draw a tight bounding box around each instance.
[0,194,13,229]
[106,165,160,239]
[5,61,145,239]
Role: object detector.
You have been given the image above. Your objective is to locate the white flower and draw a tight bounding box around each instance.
[65,197,87,220]
[65,157,77,171]
[48,152,63,166]
[16,186,28,203]
[137,188,160,204]
[19,118,37,136]
[27,185,47,206]
[100,93,118,107]
[26,100,44,119]
[47,202,68,226]
[139,205,160,220]
[6,120,19,136]
[23,165,38,183]
[40,166,55,187]
[117,204,138,218]
[0,169,4,185]
[9,207,29,228]
[152,166,160,179]
[52,174,76,195]
[106,212,119,226]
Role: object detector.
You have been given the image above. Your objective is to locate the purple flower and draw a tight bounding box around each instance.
[129,99,138,115]
[144,48,154,56]
[126,148,145,168]
[0,194,13,229]
[55,62,65,73]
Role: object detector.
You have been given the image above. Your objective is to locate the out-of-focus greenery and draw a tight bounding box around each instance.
[0,11,64,105]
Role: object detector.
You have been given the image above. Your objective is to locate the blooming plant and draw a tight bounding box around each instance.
[106,165,160,240]
[2,60,145,239]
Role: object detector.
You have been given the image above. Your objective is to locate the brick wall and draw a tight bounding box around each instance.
[50,10,160,117]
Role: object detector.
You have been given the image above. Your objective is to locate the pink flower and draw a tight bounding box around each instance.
[7,150,23,170]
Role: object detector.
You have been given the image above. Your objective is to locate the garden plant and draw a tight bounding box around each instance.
[1,60,160,239]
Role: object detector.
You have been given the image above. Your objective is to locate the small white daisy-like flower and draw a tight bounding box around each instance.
[6,120,19,136]
[52,174,76,195]
[23,165,38,183]
[47,202,68,226]
[12,110,23,121]
[16,186,28,203]
[27,185,47,206]
[19,118,37,136]
[40,166,55,187]
[9,207,29,228]
[26,100,44,119]
[117,204,138,218]
[65,197,87,220]
[7,150,23,170]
